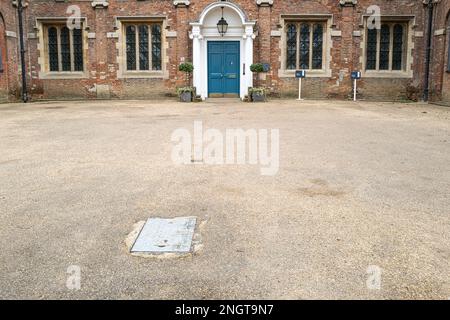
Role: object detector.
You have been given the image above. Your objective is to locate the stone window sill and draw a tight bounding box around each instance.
[119,71,165,79]
[39,72,88,80]
[362,71,413,78]
[278,69,332,78]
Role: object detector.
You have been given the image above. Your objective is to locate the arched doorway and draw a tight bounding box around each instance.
[443,11,450,102]
[190,2,256,100]
[0,13,8,102]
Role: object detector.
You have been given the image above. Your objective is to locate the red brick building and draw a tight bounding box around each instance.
[0,0,449,104]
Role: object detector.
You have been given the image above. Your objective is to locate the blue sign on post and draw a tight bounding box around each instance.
[351,71,361,80]
[351,71,361,101]
[295,70,306,100]
[295,70,306,78]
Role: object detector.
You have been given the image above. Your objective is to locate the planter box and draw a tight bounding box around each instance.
[180,91,192,102]
[251,92,265,102]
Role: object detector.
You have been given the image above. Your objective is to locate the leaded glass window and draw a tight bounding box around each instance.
[126,25,136,70]
[286,24,297,70]
[366,28,377,70]
[299,24,310,69]
[139,25,149,70]
[73,28,83,72]
[125,23,163,71]
[285,22,325,70]
[392,25,404,71]
[379,25,390,70]
[365,21,407,72]
[48,27,59,72]
[152,24,161,71]
[312,24,323,69]
[60,27,71,71]
[46,25,84,72]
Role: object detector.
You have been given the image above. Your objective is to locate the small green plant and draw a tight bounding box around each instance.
[250,63,264,73]
[179,62,194,86]
[250,63,265,87]
[177,86,195,95]
[248,87,266,95]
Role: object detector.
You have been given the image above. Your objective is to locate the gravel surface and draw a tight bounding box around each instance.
[0,99,449,299]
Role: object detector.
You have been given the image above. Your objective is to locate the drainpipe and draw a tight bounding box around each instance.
[423,0,434,102]
[16,0,28,102]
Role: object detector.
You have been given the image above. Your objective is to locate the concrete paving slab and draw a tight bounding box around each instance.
[131,217,196,253]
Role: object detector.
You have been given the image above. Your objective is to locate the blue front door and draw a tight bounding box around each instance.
[207,41,240,97]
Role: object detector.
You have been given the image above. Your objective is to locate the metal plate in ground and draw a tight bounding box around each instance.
[131,217,197,253]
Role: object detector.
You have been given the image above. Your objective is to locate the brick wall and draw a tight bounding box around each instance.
[0,1,19,102]
[269,0,425,100]
[430,1,450,105]
[2,0,442,102]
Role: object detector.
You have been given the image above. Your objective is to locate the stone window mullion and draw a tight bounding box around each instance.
[322,24,326,70]
[389,25,394,71]
[135,25,140,71]
[309,23,313,69]
[376,28,380,71]
[149,24,152,71]
[69,29,74,72]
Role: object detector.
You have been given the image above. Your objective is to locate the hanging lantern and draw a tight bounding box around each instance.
[216,6,228,36]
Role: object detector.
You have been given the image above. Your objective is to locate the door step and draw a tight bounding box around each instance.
[205,97,242,103]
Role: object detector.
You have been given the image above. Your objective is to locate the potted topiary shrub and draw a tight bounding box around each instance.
[249,63,266,102]
[178,62,194,102]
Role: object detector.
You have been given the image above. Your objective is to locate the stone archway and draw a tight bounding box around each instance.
[190,1,256,100]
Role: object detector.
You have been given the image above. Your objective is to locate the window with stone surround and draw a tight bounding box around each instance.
[285,22,325,71]
[365,22,407,72]
[125,23,162,71]
[45,24,84,72]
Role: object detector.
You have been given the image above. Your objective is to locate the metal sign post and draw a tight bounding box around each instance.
[295,70,306,101]
[351,71,361,102]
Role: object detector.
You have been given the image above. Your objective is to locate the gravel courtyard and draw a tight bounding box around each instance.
[0,99,449,299]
